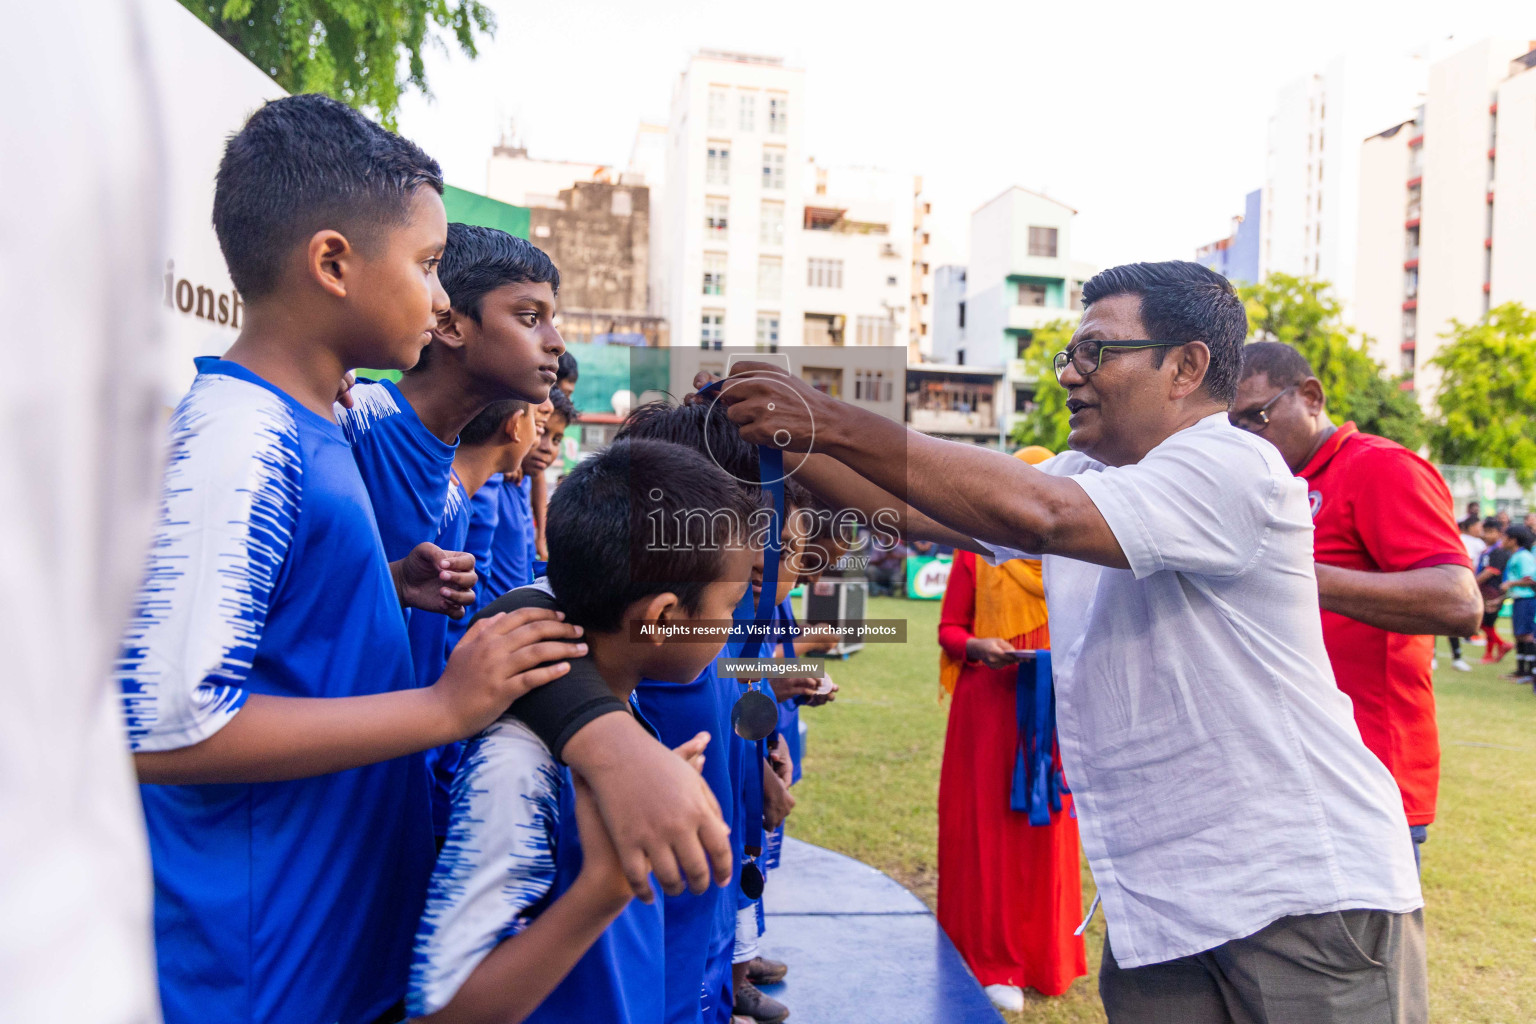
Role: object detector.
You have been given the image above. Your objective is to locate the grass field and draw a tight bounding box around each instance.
[790,596,1536,1022]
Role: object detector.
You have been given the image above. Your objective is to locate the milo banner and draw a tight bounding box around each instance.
[906,553,953,600]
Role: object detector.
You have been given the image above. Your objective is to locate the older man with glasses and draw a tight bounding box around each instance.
[1233,341,1481,877]
[708,261,1429,1023]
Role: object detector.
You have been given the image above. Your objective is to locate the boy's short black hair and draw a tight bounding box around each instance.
[213,93,443,300]
[459,399,529,446]
[1081,261,1249,405]
[439,223,560,321]
[557,351,579,383]
[616,398,812,508]
[548,388,580,426]
[1240,341,1316,389]
[546,438,759,632]
[1508,524,1535,549]
[1484,516,1504,534]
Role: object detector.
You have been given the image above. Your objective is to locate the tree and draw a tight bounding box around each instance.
[1428,303,1536,483]
[1008,320,1076,453]
[180,0,495,128]
[1240,273,1426,450]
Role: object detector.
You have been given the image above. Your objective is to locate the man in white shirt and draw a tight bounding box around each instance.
[710,261,1426,1023]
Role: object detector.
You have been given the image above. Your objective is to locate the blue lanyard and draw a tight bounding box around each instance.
[1011,650,1069,826]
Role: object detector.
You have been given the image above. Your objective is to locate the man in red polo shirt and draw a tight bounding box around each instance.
[1233,343,1481,869]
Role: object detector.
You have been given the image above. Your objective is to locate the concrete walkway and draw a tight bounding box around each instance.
[757,838,1003,1023]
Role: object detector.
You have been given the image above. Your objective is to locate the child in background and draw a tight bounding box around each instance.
[410,438,761,1024]
[451,400,541,637]
[1477,517,1513,663]
[117,95,585,1024]
[485,395,552,599]
[1500,524,1536,685]
[556,349,579,399]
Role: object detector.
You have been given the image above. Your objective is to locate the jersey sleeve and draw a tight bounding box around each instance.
[115,375,303,752]
[409,720,562,1017]
[1073,427,1282,580]
[1351,447,1470,573]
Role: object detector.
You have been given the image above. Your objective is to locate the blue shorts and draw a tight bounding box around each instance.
[1513,597,1536,637]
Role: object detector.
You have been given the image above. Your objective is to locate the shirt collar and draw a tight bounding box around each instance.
[1298,422,1358,478]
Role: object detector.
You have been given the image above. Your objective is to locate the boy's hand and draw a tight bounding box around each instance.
[767,737,794,789]
[432,609,586,738]
[762,757,796,832]
[572,774,635,912]
[769,675,823,703]
[564,715,733,902]
[673,731,711,774]
[394,542,478,618]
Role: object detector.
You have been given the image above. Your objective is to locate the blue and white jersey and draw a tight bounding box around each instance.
[117,357,434,1024]
[411,714,665,1023]
[486,474,536,601]
[337,377,456,562]
[449,473,504,643]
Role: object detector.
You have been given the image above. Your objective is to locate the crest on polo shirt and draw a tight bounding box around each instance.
[1308,490,1323,518]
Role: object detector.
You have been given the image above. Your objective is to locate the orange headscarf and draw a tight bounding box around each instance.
[939,446,1054,696]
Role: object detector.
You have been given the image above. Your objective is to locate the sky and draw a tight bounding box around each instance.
[396,0,1534,271]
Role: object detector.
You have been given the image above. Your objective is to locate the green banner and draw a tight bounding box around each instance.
[442,185,531,239]
[906,553,953,600]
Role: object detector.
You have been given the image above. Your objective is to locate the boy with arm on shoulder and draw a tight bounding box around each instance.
[411,438,761,1024]
[118,95,585,1024]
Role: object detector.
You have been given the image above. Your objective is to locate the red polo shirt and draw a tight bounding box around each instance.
[1299,423,1470,826]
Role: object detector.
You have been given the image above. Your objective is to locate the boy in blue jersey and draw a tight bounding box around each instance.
[411,438,761,1024]
[485,394,553,597]
[451,400,541,636]
[117,95,588,1024]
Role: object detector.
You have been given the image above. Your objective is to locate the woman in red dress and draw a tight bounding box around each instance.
[935,448,1086,1010]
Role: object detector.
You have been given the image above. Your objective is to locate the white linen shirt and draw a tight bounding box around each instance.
[986,413,1422,969]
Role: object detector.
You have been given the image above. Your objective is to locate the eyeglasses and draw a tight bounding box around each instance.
[1051,340,1182,383]
[1229,386,1296,433]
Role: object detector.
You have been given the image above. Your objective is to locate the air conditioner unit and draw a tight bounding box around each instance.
[802,578,868,657]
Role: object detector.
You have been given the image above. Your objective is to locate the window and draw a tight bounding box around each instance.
[760,201,784,246]
[855,316,894,346]
[854,369,894,402]
[1018,283,1047,306]
[703,253,726,296]
[700,311,724,350]
[1404,268,1418,299]
[1027,226,1058,258]
[707,145,730,186]
[738,91,756,132]
[705,198,729,239]
[768,95,788,134]
[958,301,966,329]
[611,190,632,217]
[758,256,782,300]
[807,258,844,288]
[707,88,728,131]
[762,147,786,190]
[756,313,780,351]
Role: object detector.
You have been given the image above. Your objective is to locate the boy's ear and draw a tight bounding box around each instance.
[307,230,353,298]
[635,592,683,647]
[504,409,532,446]
[431,306,470,350]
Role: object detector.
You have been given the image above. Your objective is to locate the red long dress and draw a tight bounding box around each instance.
[936,550,1087,995]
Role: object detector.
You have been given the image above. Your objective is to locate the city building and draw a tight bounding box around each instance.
[485,130,610,209]
[1261,53,1424,317]
[1194,189,1262,285]
[929,265,968,364]
[961,187,1095,437]
[1354,38,1536,404]
[904,364,1002,444]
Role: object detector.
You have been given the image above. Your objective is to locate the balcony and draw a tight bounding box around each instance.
[908,407,997,435]
[1007,304,1070,332]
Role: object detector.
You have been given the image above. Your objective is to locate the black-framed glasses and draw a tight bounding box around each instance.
[1229,385,1296,433]
[1051,340,1182,383]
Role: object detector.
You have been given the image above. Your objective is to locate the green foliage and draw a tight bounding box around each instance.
[1429,303,1536,484]
[1006,320,1076,453]
[1240,273,1426,449]
[180,0,495,128]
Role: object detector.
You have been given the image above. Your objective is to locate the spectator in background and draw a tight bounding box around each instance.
[1444,516,1489,670]
[865,536,905,596]
[556,349,578,399]
[1525,511,1536,533]
[1497,509,1512,530]
[1466,500,1481,521]
[1500,524,1536,685]
[1477,517,1513,663]
[1235,342,1480,871]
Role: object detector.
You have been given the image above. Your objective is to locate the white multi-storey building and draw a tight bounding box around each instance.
[1354,38,1536,407]
[1262,53,1424,319]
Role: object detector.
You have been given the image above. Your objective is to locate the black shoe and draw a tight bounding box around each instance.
[747,956,788,985]
[734,979,790,1023]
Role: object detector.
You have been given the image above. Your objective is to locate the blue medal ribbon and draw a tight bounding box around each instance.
[1010,650,1069,826]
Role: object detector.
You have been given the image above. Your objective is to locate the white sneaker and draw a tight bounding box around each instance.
[1431,657,1438,670]
[1470,637,1487,646]
[984,984,1025,1012]
[1453,658,1472,672]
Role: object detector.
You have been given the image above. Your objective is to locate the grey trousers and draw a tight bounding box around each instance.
[1099,909,1428,1024]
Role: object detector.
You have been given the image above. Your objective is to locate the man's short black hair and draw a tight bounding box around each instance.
[1240,341,1316,390]
[1081,261,1249,405]
[557,351,579,383]
[616,399,812,509]
[439,223,560,321]
[213,93,443,300]
[546,438,759,632]
[1484,516,1505,533]
[459,399,529,446]
[548,388,580,426]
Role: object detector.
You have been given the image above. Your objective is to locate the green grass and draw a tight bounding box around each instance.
[791,597,1536,1022]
